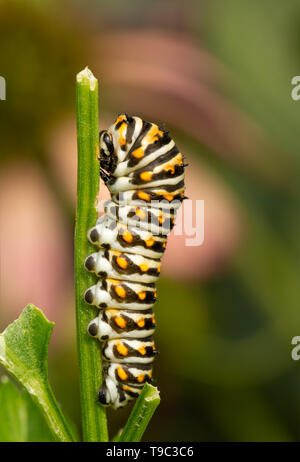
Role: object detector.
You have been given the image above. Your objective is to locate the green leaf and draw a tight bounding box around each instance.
[117,383,160,442]
[0,376,55,442]
[0,304,77,442]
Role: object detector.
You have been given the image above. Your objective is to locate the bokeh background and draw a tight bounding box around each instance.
[1,0,300,441]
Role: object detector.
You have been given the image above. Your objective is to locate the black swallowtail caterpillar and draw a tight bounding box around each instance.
[84,114,186,409]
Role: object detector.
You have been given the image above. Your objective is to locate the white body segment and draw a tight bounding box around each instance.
[102,338,157,364]
[88,214,167,259]
[85,248,161,283]
[88,308,156,341]
[84,278,157,311]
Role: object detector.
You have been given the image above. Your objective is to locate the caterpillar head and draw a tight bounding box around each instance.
[99,129,117,174]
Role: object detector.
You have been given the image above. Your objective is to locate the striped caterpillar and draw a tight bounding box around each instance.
[84,114,186,409]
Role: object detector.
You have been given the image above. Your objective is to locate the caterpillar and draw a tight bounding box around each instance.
[84,114,186,409]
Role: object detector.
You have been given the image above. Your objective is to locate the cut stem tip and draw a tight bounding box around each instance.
[76,67,97,91]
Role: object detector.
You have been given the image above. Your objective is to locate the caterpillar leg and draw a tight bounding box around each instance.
[87,309,156,341]
[84,278,157,310]
[100,168,110,184]
[87,214,167,259]
[98,362,153,409]
[98,377,143,409]
[84,248,161,283]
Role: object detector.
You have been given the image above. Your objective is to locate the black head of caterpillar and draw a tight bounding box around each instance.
[99,113,137,179]
[84,114,186,409]
[99,130,117,177]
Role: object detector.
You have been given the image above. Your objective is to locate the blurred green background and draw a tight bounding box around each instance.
[1,0,300,441]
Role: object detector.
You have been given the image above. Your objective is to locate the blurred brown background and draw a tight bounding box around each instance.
[1,0,300,441]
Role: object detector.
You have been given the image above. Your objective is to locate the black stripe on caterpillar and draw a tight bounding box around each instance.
[84,114,185,409]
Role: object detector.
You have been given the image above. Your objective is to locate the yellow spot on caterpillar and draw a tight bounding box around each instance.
[140,171,152,182]
[117,367,128,381]
[117,256,128,269]
[164,164,175,174]
[114,316,126,328]
[116,343,128,356]
[119,136,126,147]
[115,115,127,125]
[163,193,174,202]
[173,153,183,164]
[138,346,146,355]
[157,265,161,273]
[137,318,145,328]
[162,242,166,248]
[115,285,126,298]
[152,343,156,350]
[137,374,145,382]
[158,214,164,224]
[139,264,149,272]
[116,115,127,148]
[146,125,164,144]
[138,191,151,202]
[154,290,157,298]
[152,316,156,324]
[163,154,182,174]
[136,208,146,220]
[122,229,133,243]
[132,147,144,158]
[145,237,155,247]
[148,371,152,378]
[138,291,146,300]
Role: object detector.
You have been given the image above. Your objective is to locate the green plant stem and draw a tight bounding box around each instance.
[117,383,160,442]
[75,67,108,442]
[37,385,77,442]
